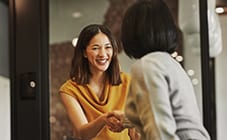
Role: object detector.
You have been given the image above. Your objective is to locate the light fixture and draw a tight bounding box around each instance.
[192,78,199,85]
[72,37,78,47]
[216,7,225,14]
[187,69,195,76]
[171,51,178,58]
[176,55,183,62]
[72,12,82,18]
[216,0,227,14]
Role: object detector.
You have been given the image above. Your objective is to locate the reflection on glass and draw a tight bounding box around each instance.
[178,0,203,111]
[49,0,110,140]
[49,0,212,140]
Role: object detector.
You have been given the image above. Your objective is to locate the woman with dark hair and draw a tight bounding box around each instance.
[59,24,139,140]
[121,0,211,140]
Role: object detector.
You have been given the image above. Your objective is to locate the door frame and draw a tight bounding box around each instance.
[8,0,216,139]
[9,0,49,139]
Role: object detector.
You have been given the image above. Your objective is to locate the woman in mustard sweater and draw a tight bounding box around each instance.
[59,24,140,140]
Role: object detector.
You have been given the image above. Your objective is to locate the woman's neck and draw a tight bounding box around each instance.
[89,72,107,99]
[90,71,106,84]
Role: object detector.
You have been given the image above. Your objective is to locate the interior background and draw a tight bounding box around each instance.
[0,0,227,140]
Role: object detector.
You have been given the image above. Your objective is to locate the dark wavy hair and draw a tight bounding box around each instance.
[121,0,180,59]
[70,24,122,85]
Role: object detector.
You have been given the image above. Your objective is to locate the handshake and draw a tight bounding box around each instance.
[105,111,141,140]
[106,110,134,132]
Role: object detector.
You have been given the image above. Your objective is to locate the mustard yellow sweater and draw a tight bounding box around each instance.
[59,72,131,140]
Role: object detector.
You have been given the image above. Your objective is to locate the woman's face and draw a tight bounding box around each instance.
[84,32,113,74]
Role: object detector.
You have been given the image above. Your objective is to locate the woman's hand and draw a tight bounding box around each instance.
[128,128,141,140]
[107,116,124,132]
[105,111,125,132]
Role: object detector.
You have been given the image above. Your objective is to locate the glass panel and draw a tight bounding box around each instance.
[49,0,213,140]
[178,0,203,112]
[214,0,227,139]
[49,0,110,139]
[49,1,135,139]
[0,1,10,140]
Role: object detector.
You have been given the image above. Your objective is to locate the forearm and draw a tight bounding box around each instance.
[61,93,108,139]
[74,112,125,139]
[72,114,107,140]
[61,93,125,139]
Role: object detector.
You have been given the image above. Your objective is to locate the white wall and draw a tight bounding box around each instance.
[216,15,227,140]
[0,76,10,140]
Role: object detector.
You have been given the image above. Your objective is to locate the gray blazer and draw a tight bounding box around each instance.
[125,52,210,140]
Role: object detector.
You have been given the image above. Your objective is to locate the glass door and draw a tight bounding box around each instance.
[9,0,226,139]
[49,0,206,139]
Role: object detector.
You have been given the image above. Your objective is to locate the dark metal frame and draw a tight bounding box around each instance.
[9,0,49,139]
[8,0,216,139]
[199,0,217,139]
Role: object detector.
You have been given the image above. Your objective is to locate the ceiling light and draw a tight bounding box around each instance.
[187,69,195,76]
[176,55,183,62]
[72,12,82,18]
[72,38,78,47]
[215,7,225,14]
[171,51,178,58]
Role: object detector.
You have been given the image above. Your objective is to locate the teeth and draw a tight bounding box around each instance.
[97,59,107,64]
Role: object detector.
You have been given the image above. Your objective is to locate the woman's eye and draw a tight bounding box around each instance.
[92,46,99,50]
[105,45,112,49]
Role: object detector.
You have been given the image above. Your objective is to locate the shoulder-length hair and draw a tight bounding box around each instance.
[70,24,122,85]
[121,0,180,59]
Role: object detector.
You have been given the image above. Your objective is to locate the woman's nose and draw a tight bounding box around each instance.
[98,48,107,56]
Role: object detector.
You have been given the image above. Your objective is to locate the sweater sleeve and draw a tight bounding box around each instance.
[125,60,180,140]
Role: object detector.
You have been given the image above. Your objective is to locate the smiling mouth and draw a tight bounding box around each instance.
[96,58,109,65]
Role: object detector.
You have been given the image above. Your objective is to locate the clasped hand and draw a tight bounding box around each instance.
[105,110,125,132]
[105,111,141,140]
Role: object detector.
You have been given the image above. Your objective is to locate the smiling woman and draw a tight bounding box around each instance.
[49,1,111,139]
[59,24,137,140]
[84,32,113,75]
